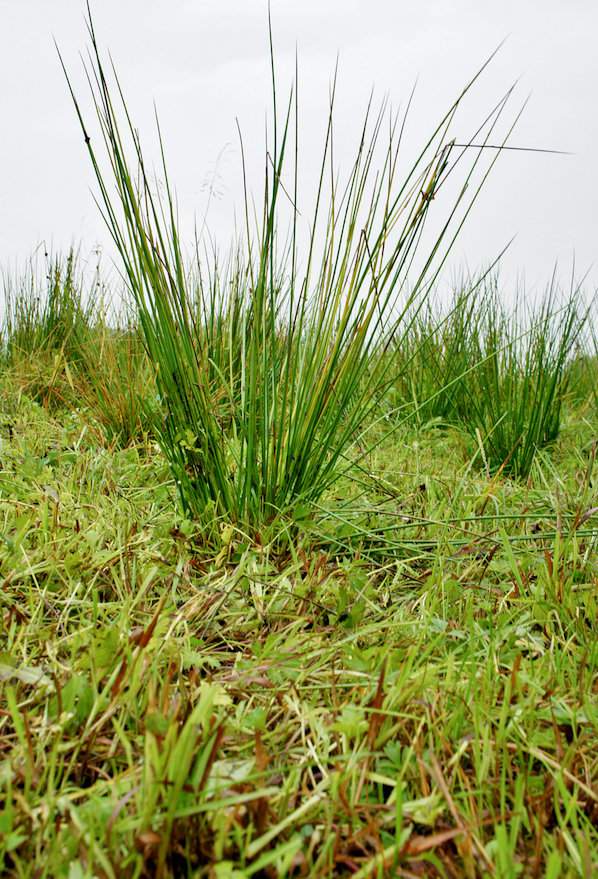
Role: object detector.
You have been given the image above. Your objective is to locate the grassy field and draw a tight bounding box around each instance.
[1,286,597,878]
[1,15,597,877]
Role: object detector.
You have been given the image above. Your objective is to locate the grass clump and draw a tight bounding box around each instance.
[74,316,157,447]
[61,15,515,529]
[2,249,95,365]
[461,279,585,480]
[385,281,485,428]
[1,250,157,447]
[564,311,598,416]
[1,250,98,408]
[385,276,587,481]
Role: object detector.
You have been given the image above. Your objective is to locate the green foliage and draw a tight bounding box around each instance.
[564,311,598,414]
[2,249,95,365]
[1,390,597,876]
[1,250,100,409]
[386,280,485,426]
[61,18,510,527]
[461,279,585,479]
[75,317,157,447]
[386,276,587,480]
[1,12,596,875]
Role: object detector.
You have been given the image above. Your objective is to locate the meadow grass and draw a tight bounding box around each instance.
[0,11,596,877]
[0,375,596,877]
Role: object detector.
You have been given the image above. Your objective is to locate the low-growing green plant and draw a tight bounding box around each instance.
[61,13,513,528]
[1,383,597,876]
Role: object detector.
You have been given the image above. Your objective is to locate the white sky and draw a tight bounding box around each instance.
[1,0,596,294]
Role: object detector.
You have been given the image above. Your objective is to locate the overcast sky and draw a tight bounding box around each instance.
[1,0,596,295]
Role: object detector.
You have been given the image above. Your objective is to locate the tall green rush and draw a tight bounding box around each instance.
[60,9,514,528]
[1,249,95,366]
[460,275,586,479]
